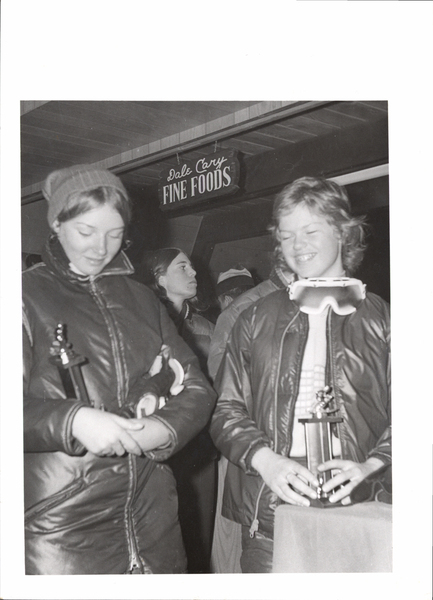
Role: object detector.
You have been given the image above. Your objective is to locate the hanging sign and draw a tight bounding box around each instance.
[158,149,240,210]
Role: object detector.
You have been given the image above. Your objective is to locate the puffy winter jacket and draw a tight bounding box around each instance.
[207,268,293,381]
[22,236,216,574]
[180,307,214,379]
[210,288,391,540]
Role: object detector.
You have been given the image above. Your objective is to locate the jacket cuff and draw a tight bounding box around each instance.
[143,415,177,462]
[66,402,89,455]
[366,449,392,466]
[244,441,270,475]
[24,398,89,454]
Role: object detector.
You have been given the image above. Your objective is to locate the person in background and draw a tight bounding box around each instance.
[209,263,293,573]
[208,264,294,382]
[22,164,216,574]
[142,248,214,378]
[210,176,391,573]
[141,248,217,573]
[215,266,255,311]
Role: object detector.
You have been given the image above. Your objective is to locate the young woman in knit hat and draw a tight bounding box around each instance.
[22,164,216,574]
[210,176,391,573]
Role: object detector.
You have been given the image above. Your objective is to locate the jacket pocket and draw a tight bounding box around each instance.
[25,477,86,525]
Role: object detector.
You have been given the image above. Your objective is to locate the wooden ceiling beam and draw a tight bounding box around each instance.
[165,115,388,220]
[110,101,333,175]
[21,101,334,204]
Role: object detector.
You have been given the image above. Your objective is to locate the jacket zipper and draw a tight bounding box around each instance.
[274,311,306,455]
[89,277,126,409]
[125,454,147,574]
[89,278,145,573]
[249,481,266,537]
[124,456,153,574]
[326,311,345,459]
[249,311,302,538]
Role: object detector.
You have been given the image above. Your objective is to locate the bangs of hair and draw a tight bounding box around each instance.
[56,186,131,226]
[269,177,368,276]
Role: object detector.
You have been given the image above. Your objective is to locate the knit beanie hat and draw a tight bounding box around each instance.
[42,164,128,226]
[216,266,254,296]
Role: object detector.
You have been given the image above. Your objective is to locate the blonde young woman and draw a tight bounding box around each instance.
[210,177,391,573]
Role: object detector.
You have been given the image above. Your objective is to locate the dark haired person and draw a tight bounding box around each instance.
[22,165,216,574]
[141,248,217,573]
[210,176,391,572]
[142,248,214,378]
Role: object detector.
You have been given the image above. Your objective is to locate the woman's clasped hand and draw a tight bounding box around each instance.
[72,408,175,457]
[71,407,145,456]
[252,447,386,507]
[251,447,318,506]
[317,456,386,505]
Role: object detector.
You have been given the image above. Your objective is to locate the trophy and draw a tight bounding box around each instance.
[49,325,184,417]
[299,386,343,507]
[49,323,91,405]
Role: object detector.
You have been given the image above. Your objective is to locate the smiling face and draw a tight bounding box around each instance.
[158,252,197,307]
[52,203,125,276]
[278,203,344,279]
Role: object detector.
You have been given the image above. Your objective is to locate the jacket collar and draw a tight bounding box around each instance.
[270,267,294,290]
[169,301,191,332]
[42,234,135,283]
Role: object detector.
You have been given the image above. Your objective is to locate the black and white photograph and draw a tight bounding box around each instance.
[20,99,392,576]
[1,2,432,600]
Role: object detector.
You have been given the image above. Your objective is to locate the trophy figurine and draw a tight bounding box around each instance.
[299,385,343,507]
[49,323,91,405]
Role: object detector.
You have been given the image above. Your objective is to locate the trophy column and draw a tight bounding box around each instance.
[299,386,343,507]
[49,323,92,406]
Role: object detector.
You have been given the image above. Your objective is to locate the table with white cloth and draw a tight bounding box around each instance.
[272,501,392,573]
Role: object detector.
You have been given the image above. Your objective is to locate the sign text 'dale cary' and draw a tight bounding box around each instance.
[158,149,240,210]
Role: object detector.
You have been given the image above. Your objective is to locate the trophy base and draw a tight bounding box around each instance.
[308,497,343,509]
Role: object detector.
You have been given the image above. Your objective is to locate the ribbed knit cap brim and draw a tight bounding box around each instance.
[43,164,127,225]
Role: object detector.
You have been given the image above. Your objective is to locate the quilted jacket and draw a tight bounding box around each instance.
[22,236,216,574]
[210,288,391,540]
[207,267,293,381]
